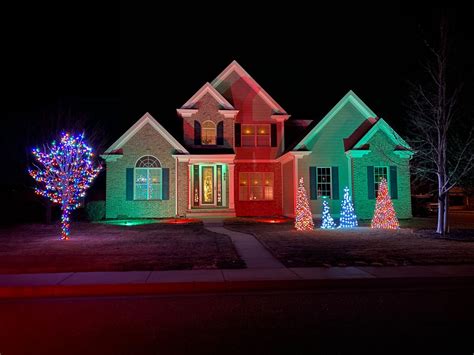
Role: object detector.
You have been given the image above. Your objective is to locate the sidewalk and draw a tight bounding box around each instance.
[1,265,474,299]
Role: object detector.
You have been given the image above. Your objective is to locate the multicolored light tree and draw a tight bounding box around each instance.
[29,133,102,240]
[295,177,314,231]
[371,177,399,229]
[338,186,358,228]
[320,199,336,229]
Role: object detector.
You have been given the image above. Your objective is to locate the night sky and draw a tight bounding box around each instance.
[1,2,473,189]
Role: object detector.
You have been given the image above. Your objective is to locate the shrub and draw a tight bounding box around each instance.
[86,200,105,221]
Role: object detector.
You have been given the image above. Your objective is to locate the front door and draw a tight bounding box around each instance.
[201,166,215,205]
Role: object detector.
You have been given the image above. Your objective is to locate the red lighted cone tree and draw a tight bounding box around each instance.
[371,177,399,229]
[295,177,314,231]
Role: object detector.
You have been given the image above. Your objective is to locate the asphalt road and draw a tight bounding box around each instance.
[1,280,473,355]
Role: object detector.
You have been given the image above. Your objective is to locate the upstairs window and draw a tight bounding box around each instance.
[202,120,216,145]
[135,156,162,200]
[241,124,270,147]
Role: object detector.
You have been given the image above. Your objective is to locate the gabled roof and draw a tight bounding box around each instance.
[211,60,288,115]
[293,90,377,150]
[352,118,411,150]
[103,112,188,155]
[181,82,235,110]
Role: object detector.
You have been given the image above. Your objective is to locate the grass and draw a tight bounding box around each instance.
[0,222,245,274]
[228,214,474,267]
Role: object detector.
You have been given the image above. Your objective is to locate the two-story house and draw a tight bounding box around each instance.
[102,61,412,220]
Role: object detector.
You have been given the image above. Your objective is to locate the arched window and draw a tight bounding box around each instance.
[135,156,162,200]
[201,120,216,145]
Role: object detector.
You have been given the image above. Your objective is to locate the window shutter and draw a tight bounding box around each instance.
[162,168,169,200]
[309,166,317,200]
[367,166,375,200]
[331,166,339,200]
[235,123,241,147]
[194,121,201,145]
[126,168,134,201]
[271,123,277,147]
[217,121,224,145]
[390,166,398,199]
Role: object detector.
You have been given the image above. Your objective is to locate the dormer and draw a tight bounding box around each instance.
[177,83,239,149]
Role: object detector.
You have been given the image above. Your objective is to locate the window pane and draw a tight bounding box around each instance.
[239,173,248,201]
[257,135,270,146]
[242,125,255,135]
[263,172,273,186]
[135,169,147,184]
[264,187,273,200]
[250,173,262,187]
[135,184,147,200]
[250,186,263,200]
[149,184,161,200]
[257,125,269,135]
[317,167,332,198]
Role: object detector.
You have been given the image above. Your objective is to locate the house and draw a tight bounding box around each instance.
[102,61,413,220]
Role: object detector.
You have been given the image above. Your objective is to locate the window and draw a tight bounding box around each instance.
[202,120,216,145]
[374,166,388,197]
[135,156,162,200]
[317,167,331,198]
[239,172,273,201]
[241,124,270,147]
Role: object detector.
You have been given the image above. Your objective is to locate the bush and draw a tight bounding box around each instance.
[86,200,105,221]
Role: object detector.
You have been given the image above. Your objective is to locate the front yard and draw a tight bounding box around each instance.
[0,222,245,274]
[227,216,474,267]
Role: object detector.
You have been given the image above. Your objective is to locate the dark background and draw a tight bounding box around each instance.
[1,2,473,224]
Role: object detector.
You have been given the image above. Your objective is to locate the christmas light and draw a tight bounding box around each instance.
[338,186,358,228]
[320,199,336,229]
[29,132,102,240]
[371,177,399,229]
[295,177,314,231]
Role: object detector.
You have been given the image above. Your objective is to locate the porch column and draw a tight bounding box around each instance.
[187,163,192,210]
[228,163,235,209]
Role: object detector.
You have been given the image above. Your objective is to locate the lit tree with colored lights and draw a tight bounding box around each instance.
[320,199,336,229]
[371,178,399,229]
[295,177,314,231]
[338,186,358,228]
[29,133,102,240]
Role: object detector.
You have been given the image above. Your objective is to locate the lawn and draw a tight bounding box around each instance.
[227,221,474,267]
[0,222,245,274]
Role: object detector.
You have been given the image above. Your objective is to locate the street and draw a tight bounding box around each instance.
[1,280,473,355]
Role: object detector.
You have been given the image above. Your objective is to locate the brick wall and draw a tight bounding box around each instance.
[105,123,176,218]
[352,131,412,219]
[183,93,233,148]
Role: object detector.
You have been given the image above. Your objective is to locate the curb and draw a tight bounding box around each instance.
[1,276,473,300]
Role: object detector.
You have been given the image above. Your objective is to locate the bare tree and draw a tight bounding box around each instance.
[407,18,474,235]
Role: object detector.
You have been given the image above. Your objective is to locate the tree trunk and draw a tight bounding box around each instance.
[443,192,449,235]
[437,192,445,234]
[60,205,70,240]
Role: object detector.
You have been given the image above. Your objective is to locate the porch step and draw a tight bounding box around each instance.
[186,209,236,218]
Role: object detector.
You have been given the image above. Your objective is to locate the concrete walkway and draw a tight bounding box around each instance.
[1,265,474,299]
[205,223,285,269]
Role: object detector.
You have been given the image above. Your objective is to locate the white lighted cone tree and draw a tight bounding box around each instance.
[295,177,314,231]
[320,199,336,229]
[371,177,399,229]
[338,186,358,228]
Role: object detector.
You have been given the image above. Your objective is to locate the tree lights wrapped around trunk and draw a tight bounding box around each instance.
[338,186,358,228]
[295,177,314,231]
[371,178,399,229]
[29,133,102,240]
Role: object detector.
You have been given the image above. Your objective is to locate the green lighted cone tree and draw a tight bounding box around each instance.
[371,178,399,229]
[338,186,358,228]
[295,177,314,231]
